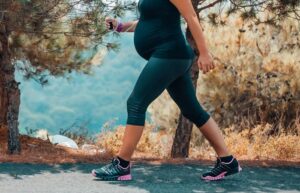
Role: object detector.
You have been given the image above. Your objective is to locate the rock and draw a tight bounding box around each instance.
[35,129,49,140]
[49,135,78,149]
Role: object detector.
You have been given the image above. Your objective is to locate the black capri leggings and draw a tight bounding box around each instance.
[126,56,210,128]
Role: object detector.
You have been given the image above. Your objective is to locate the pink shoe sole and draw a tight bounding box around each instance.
[201,171,227,181]
[117,174,132,181]
[201,165,242,181]
[91,170,132,181]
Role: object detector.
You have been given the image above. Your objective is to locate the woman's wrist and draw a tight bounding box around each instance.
[197,41,210,55]
[115,20,123,32]
[199,48,209,56]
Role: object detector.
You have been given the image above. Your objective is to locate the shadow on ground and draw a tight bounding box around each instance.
[0,162,299,193]
[107,163,300,193]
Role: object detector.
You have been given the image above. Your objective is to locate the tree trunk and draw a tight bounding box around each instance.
[0,52,8,126]
[0,12,21,154]
[171,0,201,158]
[171,59,200,158]
[171,113,194,158]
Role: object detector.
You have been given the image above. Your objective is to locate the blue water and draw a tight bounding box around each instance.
[15,10,189,136]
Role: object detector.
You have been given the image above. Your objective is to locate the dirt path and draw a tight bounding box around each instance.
[0,162,299,193]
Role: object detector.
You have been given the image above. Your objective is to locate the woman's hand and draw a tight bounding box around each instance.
[105,17,118,30]
[197,52,215,74]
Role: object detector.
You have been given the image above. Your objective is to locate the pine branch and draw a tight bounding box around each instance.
[198,0,223,12]
[229,0,269,8]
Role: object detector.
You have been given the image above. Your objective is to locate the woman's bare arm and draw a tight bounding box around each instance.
[120,20,139,32]
[169,0,215,73]
[169,0,209,55]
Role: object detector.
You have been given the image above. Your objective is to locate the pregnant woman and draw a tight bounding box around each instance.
[92,0,242,181]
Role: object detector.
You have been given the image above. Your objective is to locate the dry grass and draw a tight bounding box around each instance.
[207,124,299,161]
[196,12,300,130]
[148,10,300,133]
[96,121,300,161]
[0,126,112,164]
[1,122,298,163]
[96,123,174,159]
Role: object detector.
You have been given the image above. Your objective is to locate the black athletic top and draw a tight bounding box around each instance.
[134,0,195,60]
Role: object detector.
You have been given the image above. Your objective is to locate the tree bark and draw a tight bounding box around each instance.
[0,49,8,126]
[0,12,21,154]
[170,58,200,158]
[171,0,201,158]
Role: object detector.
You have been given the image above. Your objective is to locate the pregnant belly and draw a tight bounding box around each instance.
[134,33,194,60]
[134,21,191,59]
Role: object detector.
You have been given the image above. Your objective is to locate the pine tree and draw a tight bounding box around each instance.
[0,0,136,154]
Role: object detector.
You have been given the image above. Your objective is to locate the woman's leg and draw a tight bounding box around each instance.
[166,63,242,181]
[166,68,230,157]
[118,57,193,161]
[117,124,144,161]
[197,118,230,157]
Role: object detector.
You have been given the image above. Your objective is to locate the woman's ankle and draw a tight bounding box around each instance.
[218,154,234,163]
[116,155,130,168]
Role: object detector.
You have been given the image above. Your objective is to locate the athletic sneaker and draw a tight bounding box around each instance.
[91,157,132,181]
[201,157,242,181]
